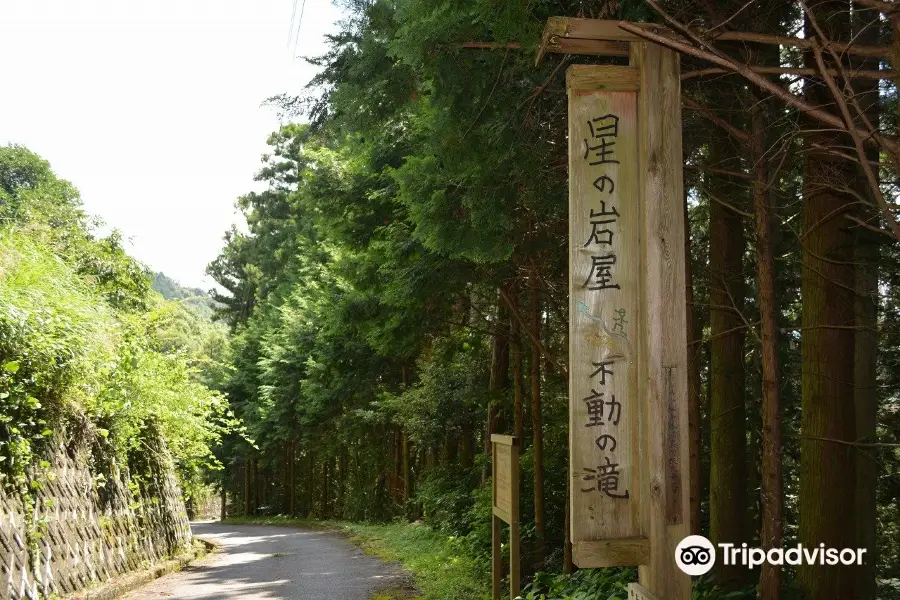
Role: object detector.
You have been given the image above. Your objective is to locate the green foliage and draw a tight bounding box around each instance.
[0,145,234,504]
[209,0,900,596]
[151,271,219,320]
[520,568,636,600]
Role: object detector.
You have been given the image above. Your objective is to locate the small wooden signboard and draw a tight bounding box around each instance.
[491,434,520,600]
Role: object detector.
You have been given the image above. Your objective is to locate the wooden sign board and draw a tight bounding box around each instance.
[565,41,691,600]
[568,65,646,565]
[493,440,514,520]
[491,435,519,600]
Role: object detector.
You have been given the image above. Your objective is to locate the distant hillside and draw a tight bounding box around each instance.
[151,272,219,319]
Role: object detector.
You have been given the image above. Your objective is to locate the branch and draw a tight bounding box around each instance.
[618,20,900,156]
[708,30,891,58]
[461,42,522,49]
[683,66,895,81]
[682,96,749,142]
[801,1,900,240]
[790,434,900,449]
[498,285,568,379]
[852,0,900,15]
[685,164,753,180]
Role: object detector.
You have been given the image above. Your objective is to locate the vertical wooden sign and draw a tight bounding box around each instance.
[568,64,647,568]
[567,45,690,600]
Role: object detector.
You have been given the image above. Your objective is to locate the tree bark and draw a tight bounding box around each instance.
[251,457,259,515]
[529,272,546,559]
[401,365,413,515]
[853,13,881,596]
[322,456,330,519]
[509,286,525,453]
[485,288,510,483]
[289,441,296,517]
[394,427,403,502]
[242,457,250,516]
[683,194,701,536]
[708,146,750,588]
[220,466,228,521]
[799,7,859,597]
[751,87,783,600]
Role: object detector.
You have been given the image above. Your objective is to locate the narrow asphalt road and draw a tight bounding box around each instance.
[122,522,407,600]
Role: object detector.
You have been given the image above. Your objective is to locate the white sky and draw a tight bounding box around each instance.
[0,0,342,290]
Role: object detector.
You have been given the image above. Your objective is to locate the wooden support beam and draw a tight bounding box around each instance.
[546,16,647,42]
[631,39,691,600]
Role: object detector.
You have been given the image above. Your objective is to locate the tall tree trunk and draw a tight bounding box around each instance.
[251,457,259,515]
[282,443,290,515]
[339,446,348,519]
[529,272,546,559]
[289,441,296,517]
[751,88,783,600]
[402,431,410,509]
[510,286,525,453]
[322,456,330,519]
[852,12,881,597]
[708,155,750,588]
[394,427,403,503]
[485,288,510,483]
[220,466,228,521]
[799,7,858,597]
[684,194,701,535]
[242,457,250,516]
[401,365,413,515]
[854,221,878,600]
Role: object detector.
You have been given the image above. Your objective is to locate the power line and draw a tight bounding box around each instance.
[293,0,307,58]
[287,0,299,49]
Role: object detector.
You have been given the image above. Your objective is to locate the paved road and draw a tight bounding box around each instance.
[123,522,406,600]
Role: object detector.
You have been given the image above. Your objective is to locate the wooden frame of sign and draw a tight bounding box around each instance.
[543,18,692,600]
[491,434,520,600]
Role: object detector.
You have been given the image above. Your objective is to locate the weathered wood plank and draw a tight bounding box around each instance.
[568,67,643,555]
[572,537,650,567]
[509,440,520,600]
[492,506,513,524]
[493,441,513,518]
[631,40,691,600]
[566,65,640,92]
[547,17,643,42]
[492,515,501,599]
[628,582,661,600]
[547,38,629,58]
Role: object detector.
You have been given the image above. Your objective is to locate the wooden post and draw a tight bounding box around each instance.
[631,41,691,599]
[492,506,502,599]
[553,18,691,600]
[491,435,520,600]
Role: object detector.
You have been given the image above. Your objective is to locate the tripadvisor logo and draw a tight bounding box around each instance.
[676,535,716,576]
[675,535,868,576]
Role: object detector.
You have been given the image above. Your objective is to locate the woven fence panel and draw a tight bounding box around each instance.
[0,433,191,600]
